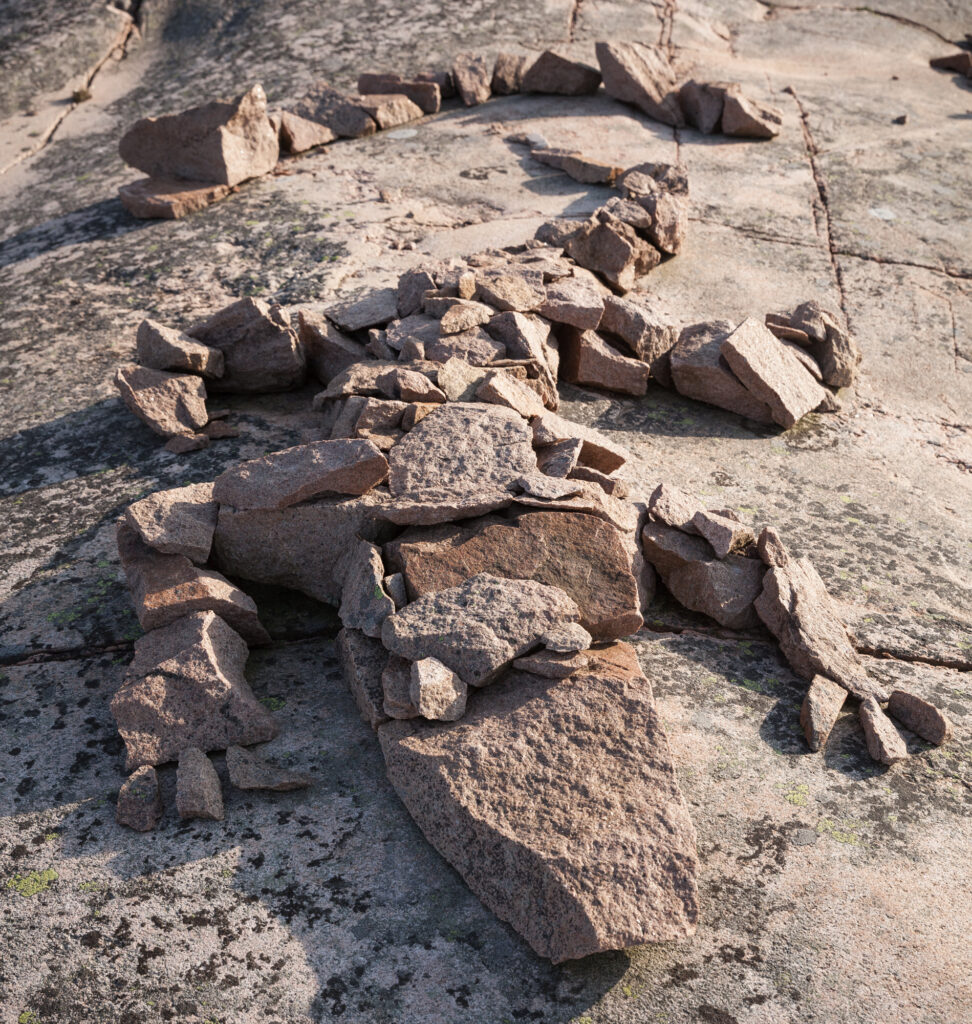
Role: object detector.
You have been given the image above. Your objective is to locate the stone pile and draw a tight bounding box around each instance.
[116,42,782,219]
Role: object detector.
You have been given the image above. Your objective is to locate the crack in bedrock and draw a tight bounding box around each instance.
[567,0,584,42]
[753,1,955,45]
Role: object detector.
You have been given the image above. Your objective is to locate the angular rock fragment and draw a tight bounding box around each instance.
[535,219,586,249]
[384,572,407,609]
[492,53,529,94]
[116,766,163,831]
[355,92,424,129]
[512,649,590,678]
[164,433,209,453]
[415,69,457,97]
[623,182,688,255]
[649,482,702,533]
[566,212,661,292]
[298,310,368,384]
[136,319,224,378]
[358,73,441,114]
[434,299,495,334]
[599,295,678,385]
[930,52,972,75]
[339,540,396,638]
[176,747,224,820]
[532,148,623,185]
[226,745,312,791]
[214,439,388,510]
[537,437,583,477]
[691,510,754,559]
[540,622,593,653]
[386,510,642,640]
[383,655,419,719]
[377,489,515,526]
[188,298,305,393]
[381,367,445,403]
[119,84,278,186]
[521,50,601,95]
[486,312,559,405]
[887,691,953,745]
[425,327,507,365]
[617,161,689,197]
[800,676,847,752]
[452,53,492,105]
[338,628,390,729]
[397,268,439,317]
[326,288,399,332]
[475,370,546,418]
[784,301,862,388]
[678,80,726,134]
[595,42,684,126]
[532,411,630,473]
[111,610,277,768]
[859,698,909,765]
[755,556,885,701]
[119,178,233,219]
[118,523,270,645]
[562,329,649,395]
[721,317,828,428]
[538,277,604,329]
[277,109,337,153]
[569,464,626,497]
[115,365,208,438]
[670,321,775,423]
[382,573,582,687]
[316,360,401,401]
[721,85,783,140]
[294,80,377,138]
[379,642,699,962]
[475,267,545,313]
[757,526,790,567]
[409,658,468,721]
[125,481,217,564]
[435,356,490,401]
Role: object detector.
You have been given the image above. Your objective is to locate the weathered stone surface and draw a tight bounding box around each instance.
[297,310,368,384]
[492,52,529,94]
[213,439,388,510]
[176,747,224,820]
[538,277,604,329]
[377,489,515,526]
[115,365,208,438]
[425,327,507,365]
[626,186,688,256]
[382,655,418,719]
[691,510,755,559]
[382,573,582,687]
[409,658,468,721]
[678,79,725,134]
[125,481,217,564]
[339,540,395,638]
[641,520,713,575]
[513,473,587,501]
[337,628,390,730]
[566,213,661,292]
[136,319,224,378]
[316,360,400,401]
[116,766,163,831]
[721,317,828,428]
[595,41,684,127]
[111,610,277,769]
[164,432,209,453]
[119,177,233,219]
[486,311,558,405]
[540,622,592,653]
[396,268,439,317]
[118,522,270,645]
[277,109,337,153]
[452,53,492,106]
[537,437,583,477]
[293,80,377,138]
[887,690,954,745]
[755,557,885,701]
[532,411,630,474]
[521,50,601,95]
[670,321,775,423]
[512,649,590,678]
[188,298,305,393]
[388,403,535,497]
[475,268,545,313]
[532,148,623,186]
[800,676,847,752]
[569,464,626,497]
[859,698,909,765]
[357,73,441,114]
[721,85,783,140]
[434,298,494,334]
[649,482,702,534]
[379,367,445,403]
[475,370,546,418]
[599,295,678,385]
[756,526,790,567]
[562,329,649,395]
[119,84,278,186]
[213,492,390,605]
[355,92,424,129]
[226,745,312,791]
[787,301,862,388]
[384,572,407,609]
[379,642,699,961]
[326,288,399,332]
[386,511,642,640]
[434,356,489,401]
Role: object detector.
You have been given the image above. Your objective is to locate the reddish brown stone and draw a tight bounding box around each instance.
[277,110,337,153]
[176,747,224,820]
[678,80,726,134]
[293,80,377,138]
[538,276,605,329]
[114,365,208,438]
[599,295,678,386]
[531,411,630,473]
[124,481,217,564]
[561,329,649,396]
[355,92,424,129]
[136,319,224,378]
[492,53,529,94]
[887,691,953,745]
[357,73,441,114]
[226,745,311,791]
[452,53,492,106]
[119,178,233,219]
[721,85,782,139]
[338,628,390,730]
[800,676,847,752]
[595,42,684,126]
[566,212,661,292]
[859,698,909,765]
[297,310,368,384]
[522,51,601,95]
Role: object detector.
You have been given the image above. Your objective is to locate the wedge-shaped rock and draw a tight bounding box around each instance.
[538,277,605,329]
[379,642,699,962]
[433,298,494,334]
[355,92,423,129]
[599,295,678,386]
[754,555,885,701]
[388,403,536,497]
[357,73,441,114]
[887,691,953,745]
[293,80,377,138]
[721,85,782,140]
[410,658,468,721]
[562,329,649,396]
[119,178,232,219]
[800,675,847,752]
[125,481,217,563]
[119,84,278,186]
[136,319,224,378]
[338,628,390,729]
[188,298,305,393]
[226,745,311,791]
[425,327,506,366]
[533,147,622,185]
[339,540,396,638]
[670,321,774,423]
[214,439,388,510]
[452,53,492,105]
[382,573,582,687]
[532,411,629,473]
[595,42,684,126]
[326,288,399,332]
[118,523,270,645]
[513,649,590,678]
[277,109,337,153]
[475,268,545,312]
[297,310,368,384]
[784,300,862,388]
[522,50,601,95]
[213,492,390,605]
[476,370,546,419]
[537,437,583,477]
[116,766,163,831]
[386,511,642,640]
[111,610,277,769]
[566,213,661,292]
[622,183,688,255]
[678,80,726,134]
[115,365,208,438]
[176,747,224,820]
[721,317,827,428]
[492,53,529,94]
[859,698,908,765]
[649,482,702,533]
[691,509,754,559]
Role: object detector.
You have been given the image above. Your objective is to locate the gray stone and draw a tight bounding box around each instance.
[337,628,390,730]
[136,319,224,378]
[114,365,209,438]
[537,437,583,477]
[409,658,468,721]
[176,747,224,820]
[339,540,395,638]
[124,481,217,564]
[678,79,726,134]
[226,745,312,791]
[539,622,592,653]
[116,766,163,831]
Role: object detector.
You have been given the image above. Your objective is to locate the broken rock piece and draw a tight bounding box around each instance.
[887,691,953,745]
[378,642,699,962]
[226,745,312,791]
[720,85,783,140]
[859,698,909,765]
[277,109,337,153]
[521,50,601,95]
[691,509,755,559]
[176,747,224,820]
[492,53,529,94]
[119,178,233,219]
[512,649,590,678]
[355,92,424,129]
[532,410,630,474]
[595,41,684,127]
[800,676,847,752]
[298,310,368,384]
[452,53,492,105]
[293,80,377,138]
[124,481,217,564]
[326,288,399,333]
[562,329,649,396]
[338,628,390,730]
[382,573,583,687]
[649,482,702,534]
[678,80,726,134]
[784,300,862,388]
[383,655,419,719]
[119,84,278,186]
[115,365,208,438]
[339,540,396,638]
[538,276,605,330]
[136,319,224,378]
[357,73,441,114]
[409,658,468,721]
[599,295,678,385]
[532,148,623,185]
[116,766,163,831]
[213,439,389,510]
[566,212,661,292]
[476,369,546,419]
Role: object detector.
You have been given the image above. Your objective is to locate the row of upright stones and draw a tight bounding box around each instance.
[117,40,782,218]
